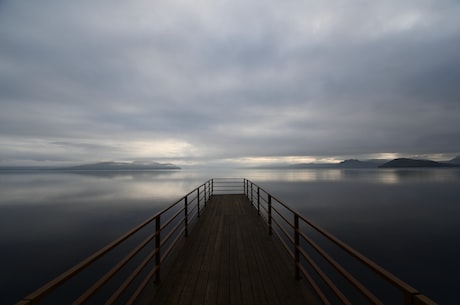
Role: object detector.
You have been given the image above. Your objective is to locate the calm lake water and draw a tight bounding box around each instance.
[1,168,459,304]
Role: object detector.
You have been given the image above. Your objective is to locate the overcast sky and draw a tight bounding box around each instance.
[1,0,460,166]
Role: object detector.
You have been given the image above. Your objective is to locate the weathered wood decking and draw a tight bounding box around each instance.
[144,194,317,305]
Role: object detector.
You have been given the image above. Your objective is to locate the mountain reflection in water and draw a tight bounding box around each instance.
[0,168,459,304]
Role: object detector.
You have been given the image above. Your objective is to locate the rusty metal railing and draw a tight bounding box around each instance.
[16,180,214,305]
[244,179,438,305]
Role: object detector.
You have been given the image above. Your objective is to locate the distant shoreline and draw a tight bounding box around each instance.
[249,156,460,169]
[0,161,181,171]
[1,156,460,171]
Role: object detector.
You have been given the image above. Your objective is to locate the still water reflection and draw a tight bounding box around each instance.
[1,168,459,304]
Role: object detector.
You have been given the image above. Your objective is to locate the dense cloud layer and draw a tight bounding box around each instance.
[1,0,460,166]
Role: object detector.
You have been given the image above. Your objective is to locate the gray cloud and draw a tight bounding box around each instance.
[1,0,460,165]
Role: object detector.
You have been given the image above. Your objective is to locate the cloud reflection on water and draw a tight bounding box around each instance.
[1,168,459,304]
[241,168,460,184]
[0,170,203,206]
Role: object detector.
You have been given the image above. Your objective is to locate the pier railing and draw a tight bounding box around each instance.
[16,178,437,305]
[243,179,438,305]
[16,180,214,305]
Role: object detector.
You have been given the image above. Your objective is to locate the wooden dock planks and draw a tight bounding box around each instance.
[146,194,317,305]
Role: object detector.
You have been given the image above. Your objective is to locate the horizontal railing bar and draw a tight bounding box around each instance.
[125,264,160,305]
[298,263,332,305]
[248,179,420,297]
[298,231,384,305]
[257,186,298,215]
[160,206,185,232]
[158,196,186,217]
[160,218,186,249]
[161,227,186,263]
[259,204,269,215]
[297,214,419,295]
[212,180,245,183]
[187,209,199,225]
[188,202,198,215]
[20,209,161,301]
[272,206,295,230]
[271,225,295,260]
[72,231,157,305]
[182,182,209,198]
[271,217,295,247]
[104,248,158,305]
[298,247,352,305]
[215,187,244,189]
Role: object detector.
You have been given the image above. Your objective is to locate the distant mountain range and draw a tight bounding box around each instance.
[61,161,181,170]
[286,159,387,169]
[379,158,459,168]
[0,161,181,171]
[1,157,460,171]
[287,156,460,169]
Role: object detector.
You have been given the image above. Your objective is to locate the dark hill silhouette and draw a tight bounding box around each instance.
[448,156,460,165]
[379,158,457,168]
[287,159,387,169]
[338,159,381,168]
[63,161,180,170]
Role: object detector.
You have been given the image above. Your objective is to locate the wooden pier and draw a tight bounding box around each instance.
[143,194,317,305]
[16,178,438,305]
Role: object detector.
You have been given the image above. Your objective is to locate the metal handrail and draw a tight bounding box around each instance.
[16,178,438,305]
[212,177,245,194]
[243,179,438,305]
[16,179,214,305]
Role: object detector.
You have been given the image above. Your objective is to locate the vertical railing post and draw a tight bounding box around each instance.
[204,182,207,206]
[197,187,200,218]
[294,214,300,280]
[244,179,246,196]
[268,195,272,235]
[184,196,189,237]
[257,187,260,215]
[211,179,214,195]
[250,182,253,203]
[155,215,161,283]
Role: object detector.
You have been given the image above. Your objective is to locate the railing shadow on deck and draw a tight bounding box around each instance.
[15,178,438,305]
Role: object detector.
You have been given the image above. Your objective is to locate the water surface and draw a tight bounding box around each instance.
[1,168,458,304]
